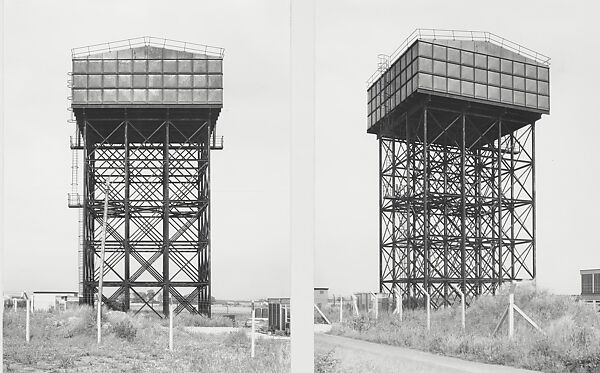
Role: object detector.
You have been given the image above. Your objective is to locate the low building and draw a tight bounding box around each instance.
[314,287,328,309]
[267,297,290,334]
[3,293,26,310]
[581,269,600,306]
[33,291,78,312]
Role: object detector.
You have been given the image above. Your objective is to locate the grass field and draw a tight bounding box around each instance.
[2,306,289,372]
[325,283,600,373]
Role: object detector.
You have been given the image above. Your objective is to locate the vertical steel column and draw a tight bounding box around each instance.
[124,121,130,311]
[497,119,503,286]
[89,136,96,305]
[378,136,384,292]
[196,122,210,314]
[461,112,466,295]
[423,106,429,294]
[510,132,515,280]
[412,119,419,307]
[87,119,97,306]
[206,117,212,317]
[82,119,90,305]
[197,123,205,314]
[391,139,397,294]
[532,124,536,280]
[475,147,482,296]
[443,144,448,306]
[490,129,497,294]
[405,114,412,307]
[163,120,170,315]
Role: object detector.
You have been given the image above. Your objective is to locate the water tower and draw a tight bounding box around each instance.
[367,30,549,308]
[68,37,224,316]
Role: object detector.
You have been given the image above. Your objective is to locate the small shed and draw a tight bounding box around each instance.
[314,287,329,309]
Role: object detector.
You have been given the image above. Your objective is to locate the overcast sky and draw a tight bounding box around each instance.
[2,0,290,300]
[314,0,600,296]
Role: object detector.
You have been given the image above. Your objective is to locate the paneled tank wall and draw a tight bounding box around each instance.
[71,45,223,106]
[367,39,550,130]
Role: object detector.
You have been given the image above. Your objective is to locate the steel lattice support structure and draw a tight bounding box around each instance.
[367,31,548,309]
[378,98,536,308]
[77,108,216,317]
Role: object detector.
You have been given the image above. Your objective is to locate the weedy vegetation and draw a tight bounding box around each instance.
[329,283,600,373]
[3,305,289,372]
[314,349,340,373]
[175,312,235,327]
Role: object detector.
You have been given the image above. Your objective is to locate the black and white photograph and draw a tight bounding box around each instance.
[2,1,291,372]
[312,2,600,372]
[1,1,600,373]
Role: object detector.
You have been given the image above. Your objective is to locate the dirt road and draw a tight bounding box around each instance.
[315,334,539,373]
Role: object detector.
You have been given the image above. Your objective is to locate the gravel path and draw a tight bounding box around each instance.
[315,334,540,373]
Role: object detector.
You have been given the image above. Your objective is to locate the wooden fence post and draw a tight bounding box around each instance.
[508,286,515,338]
[251,301,256,358]
[339,296,343,323]
[25,295,30,343]
[395,288,403,322]
[450,284,465,330]
[370,292,378,320]
[416,284,430,331]
[351,295,359,316]
[169,303,174,351]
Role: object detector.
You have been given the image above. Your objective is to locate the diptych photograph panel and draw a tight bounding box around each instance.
[2,1,600,373]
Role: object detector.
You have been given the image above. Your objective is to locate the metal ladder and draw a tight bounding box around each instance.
[68,132,83,208]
